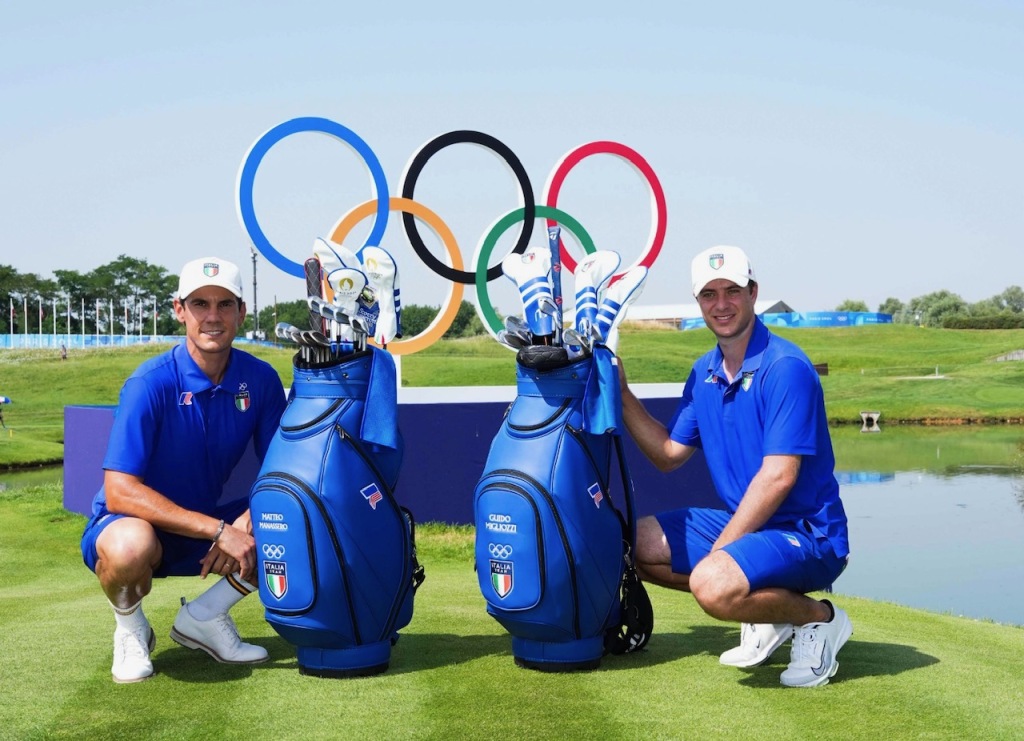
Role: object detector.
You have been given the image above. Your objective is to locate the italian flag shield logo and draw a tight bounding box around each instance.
[709,254,725,270]
[264,561,287,600]
[490,560,513,598]
[235,391,251,412]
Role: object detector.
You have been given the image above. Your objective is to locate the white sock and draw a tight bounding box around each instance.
[111,599,148,632]
[187,572,256,621]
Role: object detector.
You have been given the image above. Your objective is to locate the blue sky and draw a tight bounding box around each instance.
[2,1,1021,319]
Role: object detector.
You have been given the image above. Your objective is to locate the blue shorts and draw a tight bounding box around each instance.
[80,499,248,578]
[655,507,848,594]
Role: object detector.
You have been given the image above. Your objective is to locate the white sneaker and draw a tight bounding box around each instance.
[112,624,156,683]
[720,622,794,668]
[780,603,853,688]
[170,600,268,664]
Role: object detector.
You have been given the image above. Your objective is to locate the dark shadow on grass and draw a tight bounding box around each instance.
[156,637,293,682]
[732,638,940,688]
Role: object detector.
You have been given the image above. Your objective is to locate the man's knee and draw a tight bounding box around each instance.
[689,551,748,619]
[96,518,161,576]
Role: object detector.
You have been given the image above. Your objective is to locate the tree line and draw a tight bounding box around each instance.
[0,256,485,339]
[838,286,1024,329]
[3,256,1021,337]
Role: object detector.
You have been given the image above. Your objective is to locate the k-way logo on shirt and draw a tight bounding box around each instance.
[235,382,251,412]
[178,392,193,406]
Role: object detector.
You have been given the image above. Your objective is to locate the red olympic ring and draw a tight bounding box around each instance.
[542,140,667,280]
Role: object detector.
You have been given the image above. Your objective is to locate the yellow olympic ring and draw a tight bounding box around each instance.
[329,197,464,356]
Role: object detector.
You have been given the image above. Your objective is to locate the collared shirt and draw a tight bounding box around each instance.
[669,318,849,557]
[91,343,286,517]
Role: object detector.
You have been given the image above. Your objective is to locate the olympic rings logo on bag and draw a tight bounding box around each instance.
[236,117,667,355]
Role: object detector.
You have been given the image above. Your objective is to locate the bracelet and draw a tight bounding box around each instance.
[211,519,225,543]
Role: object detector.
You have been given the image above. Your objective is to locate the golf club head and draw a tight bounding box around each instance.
[562,327,592,356]
[503,314,533,345]
[574,250,621,333]
[595,265,649,352]
[497,329,529,350]
[501,246,554,338]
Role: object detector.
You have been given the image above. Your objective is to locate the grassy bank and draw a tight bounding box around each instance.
[2,324,1024,468]
[1,482,1022,740]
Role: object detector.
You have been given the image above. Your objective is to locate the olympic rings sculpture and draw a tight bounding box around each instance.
[236,116,667,354]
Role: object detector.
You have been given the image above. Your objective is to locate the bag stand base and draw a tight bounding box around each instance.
[296,640,392,678]
[511,635,605,673]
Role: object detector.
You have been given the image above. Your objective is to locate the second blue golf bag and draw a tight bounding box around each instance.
[250,347,424,677]
[474,344,652,671]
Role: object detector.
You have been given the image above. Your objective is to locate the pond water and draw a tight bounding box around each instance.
[3,425,1022,626]
[831,425,1023,626]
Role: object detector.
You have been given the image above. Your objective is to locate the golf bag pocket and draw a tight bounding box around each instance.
[251,348,422,678]
[474,348,640,671]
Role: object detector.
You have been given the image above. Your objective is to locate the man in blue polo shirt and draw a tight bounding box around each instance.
[81,256,287,683]
[619,245,852,688]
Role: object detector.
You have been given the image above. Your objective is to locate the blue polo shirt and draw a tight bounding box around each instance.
[90,343,286,518]
[669,319,849,558]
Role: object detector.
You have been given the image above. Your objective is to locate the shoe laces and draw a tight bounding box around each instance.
[790,624,823,666]
[211,613,242,648]
[117,626,151,661]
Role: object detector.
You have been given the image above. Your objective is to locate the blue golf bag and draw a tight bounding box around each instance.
[250,347,424,677]
[474,344,652,671]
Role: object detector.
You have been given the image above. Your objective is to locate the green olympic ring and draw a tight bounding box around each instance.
[475,205,596,336]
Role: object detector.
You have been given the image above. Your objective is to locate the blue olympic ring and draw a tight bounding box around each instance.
[235,117,390,278]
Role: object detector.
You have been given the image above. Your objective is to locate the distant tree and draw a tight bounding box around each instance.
[252,299,314,338]
[400,304,440,338]
[907,290,967,327]
[835,299,869,312]
[999,286,1024,313]
[878,297,903,317]
[444,301,484,338]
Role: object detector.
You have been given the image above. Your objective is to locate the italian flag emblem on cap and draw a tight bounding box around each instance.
[709,254,724,270]
[203,263,220,277]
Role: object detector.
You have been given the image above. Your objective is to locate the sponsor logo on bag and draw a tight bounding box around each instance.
[264,560,287,599]
[361,483,383,510]
[588,482,604,508]
[490,559,513,598]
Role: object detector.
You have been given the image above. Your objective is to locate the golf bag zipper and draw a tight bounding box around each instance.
[279,397,345,433]
[335,424,413,637]
[256,473,360,642]
[489,467,581,639]
[507,397,572,433]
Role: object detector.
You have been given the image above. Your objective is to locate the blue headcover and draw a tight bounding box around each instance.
[250,348,421,677]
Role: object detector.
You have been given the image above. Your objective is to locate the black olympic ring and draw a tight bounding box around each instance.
[400,130,535,284]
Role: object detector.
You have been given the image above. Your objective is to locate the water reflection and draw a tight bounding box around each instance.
[832,425,1024,626]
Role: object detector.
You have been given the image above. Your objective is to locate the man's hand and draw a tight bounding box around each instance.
[199,518,256,580]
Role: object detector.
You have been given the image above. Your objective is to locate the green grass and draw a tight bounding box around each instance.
[2,482,1023,740]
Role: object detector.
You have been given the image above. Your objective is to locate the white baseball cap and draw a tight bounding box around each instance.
[177,257,244,300]
[691,245,757,297]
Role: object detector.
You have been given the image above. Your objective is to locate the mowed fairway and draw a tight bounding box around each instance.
[1,486,1023,740]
